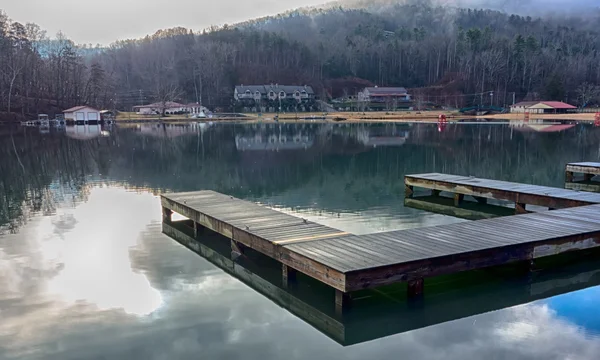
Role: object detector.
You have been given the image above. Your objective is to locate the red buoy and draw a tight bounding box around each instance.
[438,114,447,123]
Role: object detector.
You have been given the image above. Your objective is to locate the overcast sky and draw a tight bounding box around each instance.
[3,0,326,45]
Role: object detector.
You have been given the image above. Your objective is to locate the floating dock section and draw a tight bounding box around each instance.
[162,184,600,310]
[405,173,600,213]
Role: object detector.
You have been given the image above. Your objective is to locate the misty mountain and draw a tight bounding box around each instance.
[335,0,600,16]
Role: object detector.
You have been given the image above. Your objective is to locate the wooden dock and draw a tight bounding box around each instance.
[405,173,600,213]
[566,162,600,182]
[163,220,600,346]
[162,188,600,309]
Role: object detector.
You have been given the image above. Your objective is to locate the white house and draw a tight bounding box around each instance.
[63,106,101,122]
[133,102,209,115]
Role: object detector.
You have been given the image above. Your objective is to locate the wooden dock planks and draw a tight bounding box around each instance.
[161,187,600,304]
[405,173,600,211]
[566,162,600,182]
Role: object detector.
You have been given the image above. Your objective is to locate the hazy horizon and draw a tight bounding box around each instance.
[3,0,599,45]
[2,0,326,45]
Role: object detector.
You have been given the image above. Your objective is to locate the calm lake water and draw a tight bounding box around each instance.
[2,121,600,359]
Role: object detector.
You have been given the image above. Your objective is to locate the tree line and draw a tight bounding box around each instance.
[1,3,600,119]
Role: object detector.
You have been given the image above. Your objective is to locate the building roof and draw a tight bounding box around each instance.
[364,87,409,96]
[511,101,540,107]
[511,101,576,109]
[133,102,185,109]
[539,101,577,109]
[235,85,315,95]
[63,105,100,113]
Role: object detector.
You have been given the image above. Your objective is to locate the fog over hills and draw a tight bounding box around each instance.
[334,0,600,15]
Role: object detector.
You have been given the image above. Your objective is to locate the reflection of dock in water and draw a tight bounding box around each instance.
[163,220,600,346]
[404,196,515,220]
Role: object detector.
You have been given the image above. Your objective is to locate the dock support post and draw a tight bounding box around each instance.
[193,222,204,238]
[474,196,487,204]
[566,171,574,182]
[231,240,246,260]
[432,189,441,197]
[162,207,173,222]
[405,185,414,198]
[282,264,297,288]
[454,193,464,207]
[408,278,425,298]
[584,173,594,182]
[515,202,527,214]
[335,290,351,314]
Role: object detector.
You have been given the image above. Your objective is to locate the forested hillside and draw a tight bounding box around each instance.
[1,1,600,118]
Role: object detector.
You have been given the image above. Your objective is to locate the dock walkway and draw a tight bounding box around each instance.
[162,189,600,309]
[566,162,600,182]
[405,173,600,213]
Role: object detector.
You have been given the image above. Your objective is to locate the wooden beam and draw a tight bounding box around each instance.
[405,184,414,198]
[231,240,246,260]
[408,278,424,298]
[282,264,297,288]
[162,207,173,222]
[454,193,464,207]
[565,171,574,182]
[335,290,351,314]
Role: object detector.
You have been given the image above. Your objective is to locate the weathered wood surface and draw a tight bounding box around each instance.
[162,190,600,294]
[286,205,600,291]
[565,182,600,193]
[161,191,349,291]
[162,220,600,347]
[566,162,600,175]
[405,173,600,209]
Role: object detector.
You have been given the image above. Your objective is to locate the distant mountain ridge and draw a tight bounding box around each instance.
[332,0,600,16]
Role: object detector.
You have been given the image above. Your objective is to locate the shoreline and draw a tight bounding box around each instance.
[113,111,599,124]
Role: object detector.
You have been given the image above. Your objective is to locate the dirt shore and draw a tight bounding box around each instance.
[114,111,600,124]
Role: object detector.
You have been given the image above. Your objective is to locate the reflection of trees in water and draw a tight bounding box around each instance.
[2,123,600,232]
[0,130,97,232]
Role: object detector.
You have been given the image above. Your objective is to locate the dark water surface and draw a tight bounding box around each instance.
[2,121,600,359]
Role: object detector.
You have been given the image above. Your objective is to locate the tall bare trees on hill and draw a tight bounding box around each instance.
[1,4,600,118]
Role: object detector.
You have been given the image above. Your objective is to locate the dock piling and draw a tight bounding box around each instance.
[282,264,297,288]
[162,207,173,222]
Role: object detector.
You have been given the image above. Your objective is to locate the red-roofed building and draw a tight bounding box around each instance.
[510,101,577,114]
[528,101,577,114]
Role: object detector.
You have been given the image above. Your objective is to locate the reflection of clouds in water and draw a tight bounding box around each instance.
[2,187,600,359]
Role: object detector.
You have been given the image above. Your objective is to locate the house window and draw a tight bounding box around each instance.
[279,91,285,98]
[245,90,251,96]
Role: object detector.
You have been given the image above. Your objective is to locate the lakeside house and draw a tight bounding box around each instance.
[358,87,411,103]
[234,84,316,112]
[510,101,577,114]
[132,102,209,115]
[63,106,101,122]
[357,87,412,110]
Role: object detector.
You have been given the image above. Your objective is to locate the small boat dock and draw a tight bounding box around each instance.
[162,179,600,310]
[405,173,600,213]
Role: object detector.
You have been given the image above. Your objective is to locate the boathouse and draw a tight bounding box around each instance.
[63,106,101,122]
